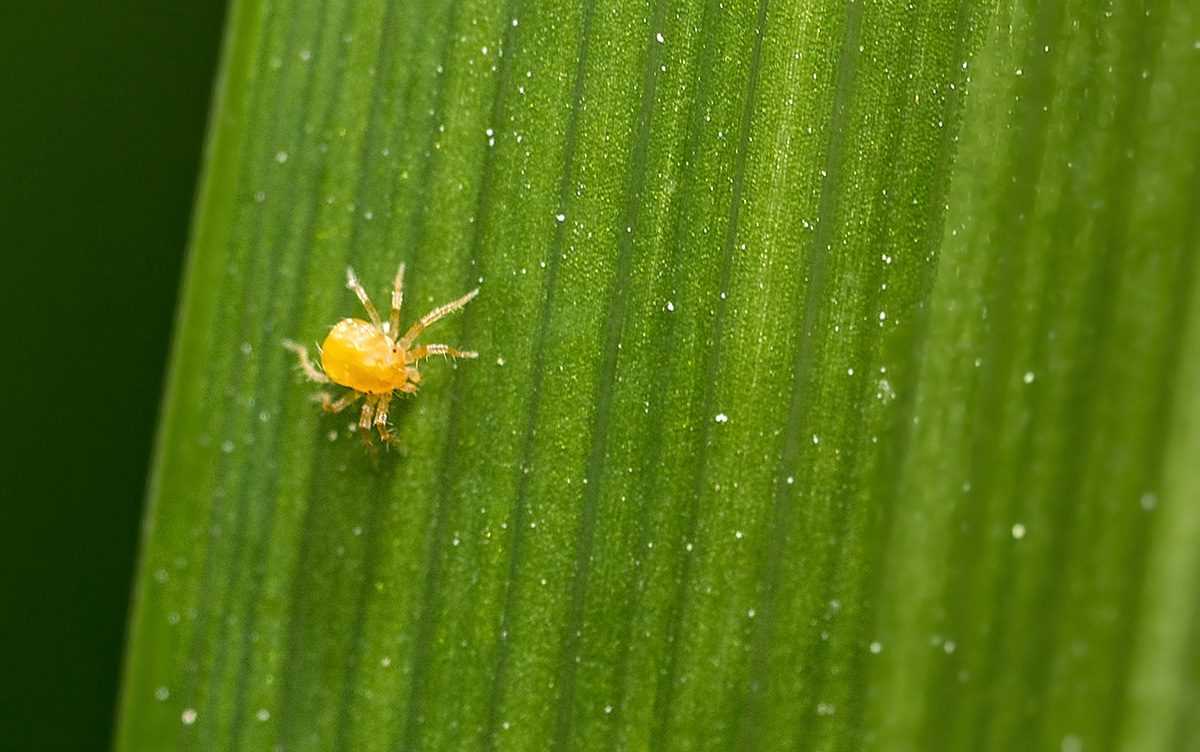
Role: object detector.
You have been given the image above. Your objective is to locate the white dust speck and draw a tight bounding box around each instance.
[656,32,664,43]
[556,213,566,222]
[666,301,675,311]
[869,641,883,654]
[816,702,836,715]
[1140,491,1157,510]
[715,413,728,423]
[1011,523,1026,540]
[155,686,170,701]
[1023,371,1035,384]
[276,151,288,163]
[877,379,895,403]
[256,709,270,722]
[182,709,197,725]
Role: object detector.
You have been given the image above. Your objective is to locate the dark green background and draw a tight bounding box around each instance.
[0,3,226,750]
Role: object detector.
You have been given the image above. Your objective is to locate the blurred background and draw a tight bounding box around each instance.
[0,2,227,749]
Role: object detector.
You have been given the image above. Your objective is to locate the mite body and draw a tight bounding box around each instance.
[285,263,478,449]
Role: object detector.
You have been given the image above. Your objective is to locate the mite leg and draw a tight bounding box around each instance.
[398,367,420,394]
[372,395,403,447]
[388,263,405,338]
[346,266,383,329]
[311,390,360,413]
[408,343,479,362]
[283,340,331,383]
[358,398,376,446]
[398,288,479,349]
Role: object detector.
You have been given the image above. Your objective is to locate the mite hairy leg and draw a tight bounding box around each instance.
[399,366,420,394]
[311,390,361,413]
[389,263,405,338]
[398,288,480,350]
[358,399,376,446]
[373,395,402,447]
[346,267,383,330]
[408,343,479,361]
[283,340,332,383]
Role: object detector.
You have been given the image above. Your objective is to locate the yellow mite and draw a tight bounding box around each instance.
[284,262,478,448]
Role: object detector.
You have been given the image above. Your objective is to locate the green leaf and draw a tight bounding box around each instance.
[117,0,1200,749]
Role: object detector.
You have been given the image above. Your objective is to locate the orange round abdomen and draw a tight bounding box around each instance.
[320,318,408,394]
